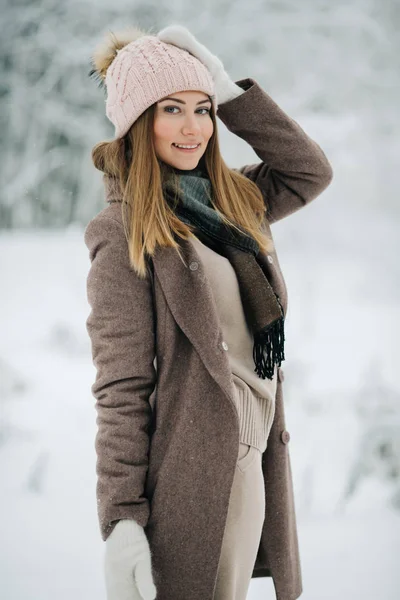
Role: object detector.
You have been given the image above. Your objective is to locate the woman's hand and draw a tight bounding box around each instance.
[157,24,245,105]
[104,519,157,600]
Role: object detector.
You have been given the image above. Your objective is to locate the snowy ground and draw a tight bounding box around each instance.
[1,183,399,599]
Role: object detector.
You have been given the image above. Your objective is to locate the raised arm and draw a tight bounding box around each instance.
[156,25,333,225]
[217,78,334,224]
[84,214,156,541]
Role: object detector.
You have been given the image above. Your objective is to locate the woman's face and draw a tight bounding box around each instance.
[153,90,214,170]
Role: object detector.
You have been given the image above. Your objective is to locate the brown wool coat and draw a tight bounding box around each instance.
[84,78,333,600]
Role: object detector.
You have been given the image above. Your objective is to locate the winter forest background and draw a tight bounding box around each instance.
[1,0,399,598]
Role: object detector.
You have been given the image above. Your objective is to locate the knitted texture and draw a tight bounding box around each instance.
[105,35,217,138]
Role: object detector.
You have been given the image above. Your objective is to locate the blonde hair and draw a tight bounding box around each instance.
[91,101,274,279]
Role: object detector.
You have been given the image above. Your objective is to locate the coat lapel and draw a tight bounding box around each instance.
[152,238,234,400]
[152,236,279,401]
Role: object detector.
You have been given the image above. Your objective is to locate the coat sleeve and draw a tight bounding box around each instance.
[84,214,156,541]
[216,77,334,225]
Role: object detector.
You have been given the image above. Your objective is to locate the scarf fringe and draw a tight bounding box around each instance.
[253,316,285,380]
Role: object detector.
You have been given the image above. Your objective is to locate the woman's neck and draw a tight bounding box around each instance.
[160,158,209,179]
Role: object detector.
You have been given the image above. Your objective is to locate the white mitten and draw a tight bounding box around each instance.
[157,25,245,105]
[104,518,157,600]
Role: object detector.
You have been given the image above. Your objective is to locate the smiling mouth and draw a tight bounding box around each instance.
[172,143,201,152]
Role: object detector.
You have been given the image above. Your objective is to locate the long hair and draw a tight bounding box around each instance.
[91,101,274,279]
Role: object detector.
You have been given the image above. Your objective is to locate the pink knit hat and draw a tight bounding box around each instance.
[90,30,217,139]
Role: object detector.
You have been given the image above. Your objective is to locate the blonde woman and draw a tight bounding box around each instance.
[85,24,333,600]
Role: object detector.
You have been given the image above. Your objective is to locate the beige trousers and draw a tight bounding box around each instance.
[213,442,265,600]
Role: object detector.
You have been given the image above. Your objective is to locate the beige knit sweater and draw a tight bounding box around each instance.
[188,235,277,454]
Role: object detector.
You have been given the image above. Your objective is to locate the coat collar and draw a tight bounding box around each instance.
[103,174,282,399]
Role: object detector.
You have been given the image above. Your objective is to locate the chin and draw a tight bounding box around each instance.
[171,158,200,170]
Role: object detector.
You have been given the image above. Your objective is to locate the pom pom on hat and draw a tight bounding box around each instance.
[89,26,152,91]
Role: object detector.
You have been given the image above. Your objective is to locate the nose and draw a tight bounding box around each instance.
[181,113,201,136]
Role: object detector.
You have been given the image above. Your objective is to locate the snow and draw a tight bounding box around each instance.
[1,193,399,598]
[1,0,399,597]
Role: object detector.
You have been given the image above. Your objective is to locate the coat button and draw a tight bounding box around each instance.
[281,430,290,444]
[189,261,198,271]
[222,341,228,351]
[278,367,285,382]
[267,255,274,264]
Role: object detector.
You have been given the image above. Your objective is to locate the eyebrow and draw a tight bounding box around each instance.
[158,96,212,105]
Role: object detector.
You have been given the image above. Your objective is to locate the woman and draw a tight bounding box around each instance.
[85,24,333,600]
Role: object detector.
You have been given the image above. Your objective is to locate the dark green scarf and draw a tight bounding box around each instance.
[162,165,285,381]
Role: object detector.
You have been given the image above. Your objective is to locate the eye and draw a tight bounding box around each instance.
[197,107,211,115]
[164,106,180,114]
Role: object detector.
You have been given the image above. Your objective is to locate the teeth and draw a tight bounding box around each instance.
[174,144,199,149]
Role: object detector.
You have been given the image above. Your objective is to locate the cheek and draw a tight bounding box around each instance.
[203,119,214,141]
[153,118,176,145]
